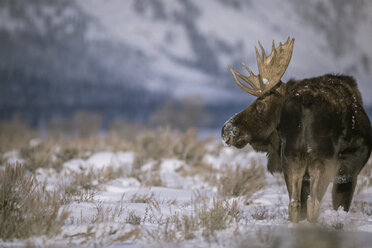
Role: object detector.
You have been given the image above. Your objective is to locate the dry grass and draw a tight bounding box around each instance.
[64,195,142,246]
[217,162,266,200]
[146,196,241,243]
[20,141,54,171]
[0,117,206,173]
[61,169,100,202]
[129,166,165,187]
[61,166,127,203]
[0,163,70,241]
[0,115,36,153]
[251,206,269,220]
[197,198,239,237]
[133,127,206,169]
[130,190,156,204]
[126,210,142,225]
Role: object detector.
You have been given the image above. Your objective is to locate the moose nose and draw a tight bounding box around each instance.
[221,122,238,146]
[222,135,231,145]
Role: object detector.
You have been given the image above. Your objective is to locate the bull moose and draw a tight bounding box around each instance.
[221,37,372,222]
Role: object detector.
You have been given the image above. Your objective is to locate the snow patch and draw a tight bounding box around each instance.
[203,146,266,169]
[29,138,42,148]
[2,150,24,165]
[160,158,185,173]
[62,151,135,174]
[63,158,87,173]
[87,151,135,170]
[318,208,352,229]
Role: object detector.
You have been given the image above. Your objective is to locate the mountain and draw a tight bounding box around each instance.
[0,0,371,127]
[77,0,372,102]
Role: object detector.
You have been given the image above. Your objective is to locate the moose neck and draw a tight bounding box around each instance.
[252,82,287,173]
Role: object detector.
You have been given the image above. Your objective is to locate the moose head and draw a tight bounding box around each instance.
[222,38,294,152]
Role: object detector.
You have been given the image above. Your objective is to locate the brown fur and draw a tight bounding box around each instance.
[222,74,372,222]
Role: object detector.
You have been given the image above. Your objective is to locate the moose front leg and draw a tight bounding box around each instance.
[307,161,332,222]
[283,161,307,223]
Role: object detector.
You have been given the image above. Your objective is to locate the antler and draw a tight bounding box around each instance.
[228,37,295,97]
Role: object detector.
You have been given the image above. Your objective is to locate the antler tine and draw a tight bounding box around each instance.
[228,65,262,97]
[258,41,266,59]
[255,46,262,67]
[255,44,265,89]
[242,62,260,90]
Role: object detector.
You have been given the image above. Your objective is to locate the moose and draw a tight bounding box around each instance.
[221,37,372,222]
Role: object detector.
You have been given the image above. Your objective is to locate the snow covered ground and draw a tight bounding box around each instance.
[1,135,372,247]
[0,126,372,247]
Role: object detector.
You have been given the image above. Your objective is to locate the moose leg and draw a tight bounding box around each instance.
[300,172,310,220]
[332,175,357,212]
[307,161,331,222]
[332,143,370,212]
[283,161,307,223]
[332,139,371,211]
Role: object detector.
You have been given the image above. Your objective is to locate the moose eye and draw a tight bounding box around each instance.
[256,102,265,113]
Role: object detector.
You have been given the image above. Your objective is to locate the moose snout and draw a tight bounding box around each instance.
[221,122,239,146]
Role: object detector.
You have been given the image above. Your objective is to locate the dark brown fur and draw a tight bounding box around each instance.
[222,74,372,222]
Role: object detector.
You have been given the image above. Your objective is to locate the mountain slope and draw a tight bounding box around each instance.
[77,0,372,104]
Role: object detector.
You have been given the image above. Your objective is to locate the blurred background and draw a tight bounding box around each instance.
[1,0,372,133]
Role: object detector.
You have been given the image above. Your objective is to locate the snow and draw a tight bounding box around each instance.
[160,158,185,173]
[2,142,372,247]
[63,151,134,173]
[2,150,24,165]
[87,151,135,170]
[203,146,266,169]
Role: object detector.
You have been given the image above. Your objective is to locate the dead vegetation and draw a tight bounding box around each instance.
[217,162,266,199]
[64,195,142,246]
[133,127,206,168]
[0,163,69,241]
[146,197,241,242]
[0,115,36,153]
[198,198,240,237]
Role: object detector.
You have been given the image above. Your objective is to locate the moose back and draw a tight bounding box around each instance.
[221,38,372,222]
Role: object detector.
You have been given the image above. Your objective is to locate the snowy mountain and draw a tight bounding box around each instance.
[0,0,371,125]
[77,0,372,103]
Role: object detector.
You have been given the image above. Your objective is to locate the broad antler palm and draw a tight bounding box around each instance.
[228,37,295,97]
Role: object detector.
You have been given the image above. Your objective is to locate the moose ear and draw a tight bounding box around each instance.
[256,101,266,113]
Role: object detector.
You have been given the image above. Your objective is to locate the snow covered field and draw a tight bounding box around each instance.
[1,127,372,248]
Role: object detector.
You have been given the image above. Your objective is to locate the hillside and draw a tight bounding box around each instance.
[1,0,371,126]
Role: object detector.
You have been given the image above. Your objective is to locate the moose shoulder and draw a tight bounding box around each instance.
[222,38,372,223]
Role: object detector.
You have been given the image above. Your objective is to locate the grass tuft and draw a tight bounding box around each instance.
[217,162,266,199]
[0,163,70,240]
[133,127,206,168]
